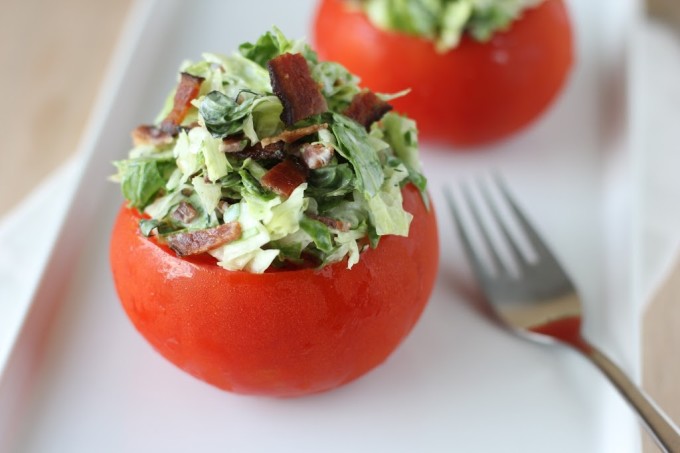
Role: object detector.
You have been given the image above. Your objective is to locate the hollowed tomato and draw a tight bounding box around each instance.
[313,0,574,146]
[109,184,438,397]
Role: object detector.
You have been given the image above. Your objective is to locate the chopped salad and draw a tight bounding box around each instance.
[112,28,428,274]
[352,0,544,51]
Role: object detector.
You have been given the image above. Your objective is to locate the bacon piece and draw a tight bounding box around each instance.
[344,90,393,129]
[233,141,286,161]
[164,222,241,257]
[220,136,248,153]
[171,201,198,223]
[309,214,350,232]
[268,53,328,126]
[261,157,309,197]
[298,143,334,169]
[131,125,174,147]
[160,72,205,134]
[260,123,329,147]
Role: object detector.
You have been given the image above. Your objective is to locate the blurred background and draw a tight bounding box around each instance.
[0,0,131,216]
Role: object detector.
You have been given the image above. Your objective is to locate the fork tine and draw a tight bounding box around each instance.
[460,184,509,275]
[493,175,559,264]
[443,187,492,281]
[478,179,530,271]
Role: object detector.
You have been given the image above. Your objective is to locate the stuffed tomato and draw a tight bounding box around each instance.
[110,28,438,397]
[313,0,574,147]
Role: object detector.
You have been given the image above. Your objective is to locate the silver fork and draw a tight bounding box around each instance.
[444,177,680,453]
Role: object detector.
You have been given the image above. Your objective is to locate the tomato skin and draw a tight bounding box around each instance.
[109,185,438,397]
[313,0,573,146]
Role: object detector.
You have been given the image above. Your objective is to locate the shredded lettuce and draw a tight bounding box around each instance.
[358,0,544,52]
[192,176,222,215]
[265,184,307,241]
[112,28,430,273]
[200,91,258,138]
[203,53,272,95]
[239,27,316,67]
[367,163,413,236]
[373,112,429,207]
[312,62,361,112]
[114,159,172,210]
[300,217,334,253]
[242,96,285,144]
[189,127,229,182]
[330,114,385,198]
[209,201,275,272]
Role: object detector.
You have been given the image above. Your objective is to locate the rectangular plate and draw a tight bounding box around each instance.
[0,0,640,451]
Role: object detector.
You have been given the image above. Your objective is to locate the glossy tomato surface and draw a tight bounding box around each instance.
[313,0,573,146]
[110,184,438,397]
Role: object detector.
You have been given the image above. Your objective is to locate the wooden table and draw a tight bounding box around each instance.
[0,0,131,216]
[1,0,677,450]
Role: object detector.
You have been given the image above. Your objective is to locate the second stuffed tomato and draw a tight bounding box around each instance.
[313,0,574,147]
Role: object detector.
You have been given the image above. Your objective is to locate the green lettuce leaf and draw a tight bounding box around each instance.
[114,159,173,210]
[187,127,229,181]
[203,52,272,94]
[300,216,334,253]
[364,0,441,39]
[367,163,413,236]
[312,62,361,111]
[331,114,384,198]
[200,91,257,138]
[242,96,284,143]
[306,163,355,199]
[373,112,429,207]
[360,0,542,52]
[239,27,317,67]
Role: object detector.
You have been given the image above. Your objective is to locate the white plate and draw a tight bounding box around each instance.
[0,0,640,451]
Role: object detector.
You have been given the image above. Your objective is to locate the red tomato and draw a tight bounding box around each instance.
[313,0,574,146]
[110,184,439,397]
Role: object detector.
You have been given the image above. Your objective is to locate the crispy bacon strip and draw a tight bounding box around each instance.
[164,222,241,257]
[160,72,205,134]
[309,214,350,232]
[260,123,329,147]
[171,201,198,223]
[344,90,393,129]
[131,125,174,147]
[299,142,334,169]
[261,157,309,197]
[268,53,328,126]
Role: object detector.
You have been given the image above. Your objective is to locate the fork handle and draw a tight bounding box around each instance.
[578,341,680,453]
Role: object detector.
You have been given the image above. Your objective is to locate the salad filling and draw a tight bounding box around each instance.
[113,28,428,274]
[349,0,544,52]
